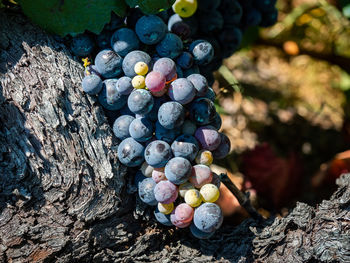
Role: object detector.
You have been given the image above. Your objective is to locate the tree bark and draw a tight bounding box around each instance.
[1,9,350,263]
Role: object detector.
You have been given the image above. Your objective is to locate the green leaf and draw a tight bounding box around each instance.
[17,0,127,36]
[126,0,175,14]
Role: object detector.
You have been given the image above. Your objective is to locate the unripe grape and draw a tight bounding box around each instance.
[158,202,174,214]
[184,189,202,207]
[200,184,220,203]
[134,61,149,75]
[141,162,154,177]
[132,75,146,89]
[179,182,194,197]
[195,150,213,166]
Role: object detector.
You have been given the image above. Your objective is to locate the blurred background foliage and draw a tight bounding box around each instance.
[214,0,350,218]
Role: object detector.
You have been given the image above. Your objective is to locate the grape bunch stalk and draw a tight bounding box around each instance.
[76,1,277,239]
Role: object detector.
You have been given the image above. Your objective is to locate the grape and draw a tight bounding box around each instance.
[189,98,216,125]
[200,183,220,202]
[219,28,242,58]
[195,125,221,151]
[183,65,200,77]
[96,30,112,49]
[190,223,215,239]
[154,208,172,226]
[260,8,278,27]
[116,76,133,95]
[154,180,178,204]
[198,11,224,33]
[144,140,173,168]
[193,203,223,233]
[171,134,199,161]
[171,21,191,40]
[156,33,183,59]
[111,28,140,57]
[211,172,221,188]
[176,52,193,69]
[168,14,183,31]
[176,65,184,78]
[113,115,135,140]
[189,164,213,188]
[138,178,157,205]
[134,62,149,76]
[168,78,196,105]
[122,50,152,78]
[254,0,277,12]
[135,15,167,45]
[164,157,192,185]
[132,75,146,89]
[70,33,94,57]
[195,150,213,166]
[158,202,174,214]
[82,74,103,95]
[134,170,147,187]
[243,8,262,27]
[129,117,154,142]
[95,49,123,78]
[187,74,208,96]
[126,7,143,29]
[98,80,128,111]
[152,168,166,183]
[170,211,191,228]
[179,182,195,197]
[153,58,177,82]
[145,71,166,93]
[118,137,145,167]
[155,121,181,144]
[189,40,214,65]
[128,89,154,115]
[184,189,202,207]
[174,203,194,223]
[204,87,216,102]
[105,12,125,31]
[172,0,198,18]
[219,0,243,25]
[212,133,231,159]
[141,162,154,177]
[158,102,185,129]
[181,120,197,136]
[210,112,222,130]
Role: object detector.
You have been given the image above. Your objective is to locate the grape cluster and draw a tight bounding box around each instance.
[167,0,278,83]
[79,11,231,238]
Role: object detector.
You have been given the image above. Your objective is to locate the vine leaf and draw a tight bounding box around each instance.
[125,0,175,14]
[17,0,127,36]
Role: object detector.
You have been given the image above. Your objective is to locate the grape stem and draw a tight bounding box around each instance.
[220,173,263,221]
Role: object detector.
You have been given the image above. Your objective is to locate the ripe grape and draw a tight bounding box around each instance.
[138,178,157,205]
[135,15,167,45]
[154,208,172,226]
[189,164,213,188]
[189,40,214,65]
[164,157,192,185]
[82,74,103,95]
[193,203,223,233]
[95,49,123,78]
[111,28,140,57]
[113,115,135,140]
[187,74,208,96]
[153,58,177,82]
[176,52,194,69]
[181,120,197,136]
[168,78,196,105]
[156,33,183,59]
[118,137,145,167]
[190,223,215,239]
[154,180,178,204]
[212,133,231,159]
[144,140,173,168]
[127,89,154,115]
[189,98,216,125]
[155,121,182,144]
[141,162,154,177]
[171,134,199,161]
[158,102,185,129]
[116,76,133,95]
[195,125,222,151]
[129,117,154,142]
[98,80,127,111]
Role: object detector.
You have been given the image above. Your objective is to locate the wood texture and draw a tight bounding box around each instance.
[1,9,349,263]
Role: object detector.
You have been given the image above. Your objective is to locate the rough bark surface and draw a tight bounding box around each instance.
[1,9,350,263]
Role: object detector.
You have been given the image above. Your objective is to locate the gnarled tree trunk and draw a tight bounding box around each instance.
[1,9,349,263]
